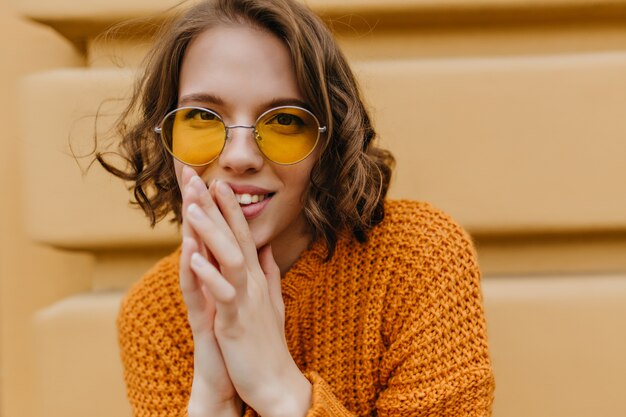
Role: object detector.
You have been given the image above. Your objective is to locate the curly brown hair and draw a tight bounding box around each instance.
[98,0,395,260]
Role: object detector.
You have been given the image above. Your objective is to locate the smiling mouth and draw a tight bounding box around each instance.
[234,193,275,205]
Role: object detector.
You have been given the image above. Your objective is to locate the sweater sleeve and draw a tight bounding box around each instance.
[375,208,495,416]
[239,370,355,417]
[117,251,193,417]
[302,371,356,417]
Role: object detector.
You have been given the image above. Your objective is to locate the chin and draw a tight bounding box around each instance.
[249,225,273,250]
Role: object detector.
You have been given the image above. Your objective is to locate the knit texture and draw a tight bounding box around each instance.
[118,200,495,417]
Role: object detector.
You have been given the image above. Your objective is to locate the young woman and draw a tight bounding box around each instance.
[101,0,495,416]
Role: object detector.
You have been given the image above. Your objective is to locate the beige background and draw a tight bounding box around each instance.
[1,0,625,416]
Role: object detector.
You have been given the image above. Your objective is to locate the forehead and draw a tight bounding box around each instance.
[178,24,303,110]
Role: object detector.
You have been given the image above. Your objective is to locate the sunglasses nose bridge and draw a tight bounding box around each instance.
[223,124,264,156]
[225,124,257,140]
[218,123,266,170]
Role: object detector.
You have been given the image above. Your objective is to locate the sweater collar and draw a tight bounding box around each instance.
[280,236,327,299]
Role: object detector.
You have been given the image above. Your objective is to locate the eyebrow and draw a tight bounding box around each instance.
[178,93,310,110]
[266,97,311,109]
[178,93,224,107]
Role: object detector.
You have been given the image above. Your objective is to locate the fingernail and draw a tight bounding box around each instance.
[191,252,208,269]
[217,180,233,196]
[187,203,204,221]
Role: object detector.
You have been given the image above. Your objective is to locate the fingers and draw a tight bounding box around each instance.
[181,164,197,187]
[183,168,243,272]
[180,236,215,332]
[180,236,200,294]
[189,176,232,238]
[189,250,238,324]
[180,166,220,332]
[182,168,257,274]
[212,180,259,268]
[186,203,248,295]
[182,170,265,304]
[181,167,210,261]
[259,245,285,323]
[190,252,237,305]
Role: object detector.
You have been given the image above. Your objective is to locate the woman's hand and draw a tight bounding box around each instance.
[179,167,242,417]
[183,168,312,417]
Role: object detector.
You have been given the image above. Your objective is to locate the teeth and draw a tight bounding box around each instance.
[235,193,268,205]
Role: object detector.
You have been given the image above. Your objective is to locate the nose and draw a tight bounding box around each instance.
[217,125,265,174]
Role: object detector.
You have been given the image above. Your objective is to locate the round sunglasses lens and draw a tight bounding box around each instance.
[162,108,225,165]
[255,107,320,164]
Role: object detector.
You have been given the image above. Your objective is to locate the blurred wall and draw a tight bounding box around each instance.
[2,1,626,417]
[0,1,86,416]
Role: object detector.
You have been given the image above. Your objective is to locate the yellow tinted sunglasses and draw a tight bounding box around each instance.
[154,105,326,166]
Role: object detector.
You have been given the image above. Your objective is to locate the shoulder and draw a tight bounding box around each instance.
[376,200,487,348]
[371,199,478,264]
[330,199,480,296]
[333,199,477,272]
[372,200,482,314]
[373,203,494,414]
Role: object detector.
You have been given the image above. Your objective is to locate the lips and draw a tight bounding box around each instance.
[227,183,275,219]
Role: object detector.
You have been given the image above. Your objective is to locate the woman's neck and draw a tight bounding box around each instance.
[270,230,312,277]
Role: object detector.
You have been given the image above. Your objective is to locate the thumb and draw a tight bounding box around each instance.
[258,244,285,324]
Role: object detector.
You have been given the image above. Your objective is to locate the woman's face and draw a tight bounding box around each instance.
[174,24,319,251]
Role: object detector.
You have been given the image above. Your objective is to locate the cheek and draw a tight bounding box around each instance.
[174,160,185,189]
[173,159,209,190]
[281,162,315,203]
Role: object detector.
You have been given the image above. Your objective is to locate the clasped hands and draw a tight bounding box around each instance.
[178,166,311,417]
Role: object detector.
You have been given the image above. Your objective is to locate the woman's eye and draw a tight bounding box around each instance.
[269,113,304,126]
[186,109,217,121]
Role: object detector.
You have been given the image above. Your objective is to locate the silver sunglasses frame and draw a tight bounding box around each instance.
[154,105,327,166]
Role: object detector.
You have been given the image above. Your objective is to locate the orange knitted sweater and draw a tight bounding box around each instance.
[118,200,495,417]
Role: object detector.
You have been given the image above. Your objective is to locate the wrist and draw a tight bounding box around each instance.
[258,368,312,417]
[189,367,241,417]
[188,394,242,417]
